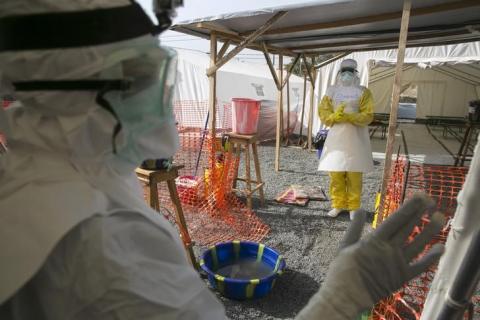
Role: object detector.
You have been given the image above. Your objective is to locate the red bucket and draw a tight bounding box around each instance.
[231,98,261,135]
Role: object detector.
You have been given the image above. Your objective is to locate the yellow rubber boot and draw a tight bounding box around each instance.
[329,172,348,210]
[346,172,363,212]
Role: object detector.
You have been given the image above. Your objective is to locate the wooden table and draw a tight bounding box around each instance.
[225,133,265,209]
[136,165,198,269]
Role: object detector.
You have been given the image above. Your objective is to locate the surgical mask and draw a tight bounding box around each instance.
[102,46,179,165]
[340,71,354,83]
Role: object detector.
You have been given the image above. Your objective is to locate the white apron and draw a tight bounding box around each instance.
[318,85,374,173]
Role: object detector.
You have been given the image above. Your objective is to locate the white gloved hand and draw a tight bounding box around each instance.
[296,196,446,320]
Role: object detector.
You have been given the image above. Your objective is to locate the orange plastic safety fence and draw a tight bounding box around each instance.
[172,100,233,130]
[378,155,407,221]
[142,100,269,247]
[372,162,475,320]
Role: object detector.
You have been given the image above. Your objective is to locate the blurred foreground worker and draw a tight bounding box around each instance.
[0,2,444,320]
[0,1,224,319]
[318,59,374,220]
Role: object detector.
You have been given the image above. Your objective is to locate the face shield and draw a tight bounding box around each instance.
[101,45,180,165]
[0,1,183,166]
[337,67,360,87]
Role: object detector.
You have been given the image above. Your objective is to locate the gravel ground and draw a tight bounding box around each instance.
[192,123,467,320]
[208,140,383,320]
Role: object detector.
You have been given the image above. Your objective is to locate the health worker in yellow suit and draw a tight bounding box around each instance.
[318,59,374,220]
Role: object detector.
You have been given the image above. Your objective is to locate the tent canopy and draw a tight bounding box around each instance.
[171,0,480,56]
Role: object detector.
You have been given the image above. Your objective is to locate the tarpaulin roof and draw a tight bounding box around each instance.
[171,0,480,56]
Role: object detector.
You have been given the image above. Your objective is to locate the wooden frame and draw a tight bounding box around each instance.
[284,78,291,146]
[297,70,308,146]
[282,54,301,89]
[378,0,412,224]
[262,42,281,90]
[208,33,217,138]
[217,40,231,60]
[275,54,284,172]
[206,11,288,76]
[289,29,471,51]
[307,63,317,150]
[301,36,480,55]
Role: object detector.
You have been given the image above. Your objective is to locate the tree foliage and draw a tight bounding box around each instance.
[285,53,339,77]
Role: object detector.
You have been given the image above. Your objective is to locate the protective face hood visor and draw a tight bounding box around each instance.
[100,46,179,165]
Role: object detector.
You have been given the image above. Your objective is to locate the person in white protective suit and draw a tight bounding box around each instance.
[0,2,446,320]
[318,59,374,220]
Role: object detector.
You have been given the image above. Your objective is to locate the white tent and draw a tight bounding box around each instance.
[172,48,307,141]
[312,41,480,133]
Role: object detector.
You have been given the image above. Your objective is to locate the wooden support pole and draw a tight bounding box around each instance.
[291,29,469,51]
[217,40,231,60]
[378,0,412,224]
[275,54,284,172]
[281,54,301,90]
[285,78,291,146]
[206,11,288,77]
[297,71,308,146]
[307,60,317,150]
[302,54,315,86]
[189,22,295,57]
[262,42,281,90]
[208,33,218,140]
[279,68,285,145]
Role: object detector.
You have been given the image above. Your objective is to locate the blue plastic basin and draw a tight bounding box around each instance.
[200,241,286,300]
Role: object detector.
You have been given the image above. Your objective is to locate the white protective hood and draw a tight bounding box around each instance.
[0,0,181,303]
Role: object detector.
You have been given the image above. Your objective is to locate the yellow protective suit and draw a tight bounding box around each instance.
[318,85,374,212]
[318,90,374,128]
[329,172,362,210]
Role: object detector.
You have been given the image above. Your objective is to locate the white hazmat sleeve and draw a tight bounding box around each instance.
[1,212,226,320]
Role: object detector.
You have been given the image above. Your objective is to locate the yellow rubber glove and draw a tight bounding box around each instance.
[318,98,347,126]
[344,89,374,127]
[331,104,346,122]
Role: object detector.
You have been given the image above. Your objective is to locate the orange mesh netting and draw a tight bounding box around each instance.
[372,160,477,320]
[142,100,269,246]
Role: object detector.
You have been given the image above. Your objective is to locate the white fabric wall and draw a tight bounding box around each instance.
[369,66,480,118]
[314,41,480,133]
[172,48,305,140]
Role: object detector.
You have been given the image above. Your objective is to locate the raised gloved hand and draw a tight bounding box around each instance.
[295,195,446,320]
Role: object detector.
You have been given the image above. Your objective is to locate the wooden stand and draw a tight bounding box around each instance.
[135,165,198,269]
[226,133,265,209]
